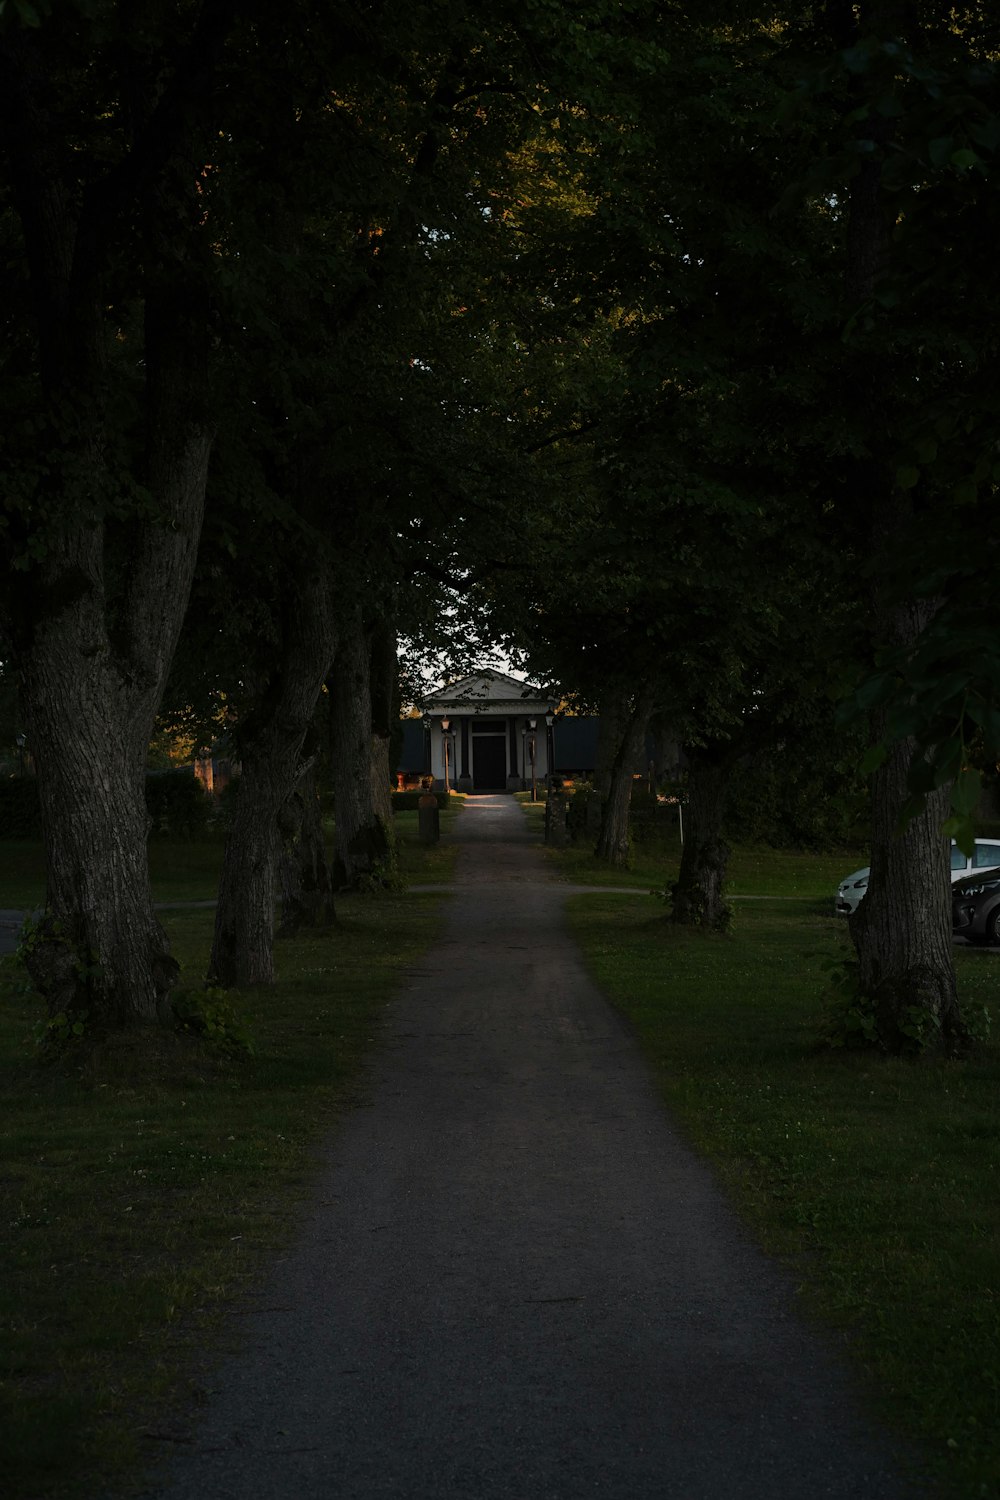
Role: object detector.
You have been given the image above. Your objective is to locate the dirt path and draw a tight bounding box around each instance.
[137,795,921,1499]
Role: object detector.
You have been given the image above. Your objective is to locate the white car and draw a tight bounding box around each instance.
[835,839,1000,916]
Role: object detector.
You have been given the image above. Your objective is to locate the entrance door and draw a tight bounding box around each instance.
[472,733,507,790]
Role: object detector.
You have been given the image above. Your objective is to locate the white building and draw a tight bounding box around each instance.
[420,670,556,793]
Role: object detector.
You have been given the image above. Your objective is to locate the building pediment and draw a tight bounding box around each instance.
[422,669,553,716]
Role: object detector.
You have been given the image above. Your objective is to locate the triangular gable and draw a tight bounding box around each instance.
[423,668,549,707]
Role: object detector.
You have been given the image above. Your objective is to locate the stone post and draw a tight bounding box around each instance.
[545,791,569,847]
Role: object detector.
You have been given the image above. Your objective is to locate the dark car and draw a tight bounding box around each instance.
[951,868,1000,945]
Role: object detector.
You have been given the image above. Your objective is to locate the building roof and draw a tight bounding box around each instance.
[422,669,553,715]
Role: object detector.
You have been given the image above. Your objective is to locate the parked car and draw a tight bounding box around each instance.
[952,869,1000,945]
[835,867,871,915]
[835,839,1000,916]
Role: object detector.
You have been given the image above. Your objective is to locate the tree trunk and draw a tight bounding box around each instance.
[368,616,398,835]
[670,749,731,930]
[585,687,625,843]
[329,610,397,891]
[21,657,179,1026]
[850,741,963,1052]
[594,690,625,800]
[277,762,335,938]
[210,570,338,987]
[832,0,964,1051]
[1,20,227,1029]
[13,335,211,1026]
[595,695,650,868]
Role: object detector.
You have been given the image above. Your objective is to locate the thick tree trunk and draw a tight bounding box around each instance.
[211,753,285,988]
[848,589,965,1051]
[670,749,732,930]
[850,742,963,1051]
[21,658,179,1026]
[277,763,335,938]
[595,695,650,868]
[210,570,338,987]
[14,355,211,1026]
[329,611,397,891]
[1,21,227,1029]
[832,0,963,1051]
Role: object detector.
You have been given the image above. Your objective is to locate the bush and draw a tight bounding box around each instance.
[145,769,212,838]
[0,777,41,838]
[723,746,869,851]
[390,790,451,811]
[171,985,255,1056]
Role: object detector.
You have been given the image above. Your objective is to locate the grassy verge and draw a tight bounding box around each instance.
[394,793,465,882]
[567,892,1000,1497]
[0,893,446,1499]
[513,794,867,899]
[0,800,463,916]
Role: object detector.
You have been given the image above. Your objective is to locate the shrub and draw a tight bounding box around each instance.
[171,985,255,1056]
[390,790,451,811]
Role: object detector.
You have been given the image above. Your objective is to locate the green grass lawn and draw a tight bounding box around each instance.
[394,795,464,882]
[0,801,462,915]
[513,791,867,900]
[0,894,447,1500]
[566,893,1000,1498]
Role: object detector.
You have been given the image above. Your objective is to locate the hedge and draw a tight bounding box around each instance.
[391,790,452,811]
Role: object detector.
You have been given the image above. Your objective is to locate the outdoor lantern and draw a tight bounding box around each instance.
[528,717,536,730]
[421,715,431,732]
[545,711,554,727]
[440,718,453,792]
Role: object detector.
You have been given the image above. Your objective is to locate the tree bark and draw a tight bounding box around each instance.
[831,0,964,1050]
[368,616,398,835]
[594,694,651,868]
[670,748,732,930]
[593,689,625,802]
[277,761,335,938]
[210,570,338,987]
[329,609,399,890]
[850,738,963,1052]
[0,17,232,1028]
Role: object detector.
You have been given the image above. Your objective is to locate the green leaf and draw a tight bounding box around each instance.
[950,148,979,171]
[950,766,981,818]
[860,743,888,774]
[942,816,975,857]
[933,737,963,787]
[895,465,919,491]
[855,672,895,711]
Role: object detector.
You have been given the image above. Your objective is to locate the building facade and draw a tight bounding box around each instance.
[417,671,557,793]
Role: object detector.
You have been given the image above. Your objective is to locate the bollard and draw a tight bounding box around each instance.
[418,793,440,846]
[546,791,569,847]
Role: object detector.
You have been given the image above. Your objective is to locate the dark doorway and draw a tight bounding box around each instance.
[472,735,507,790]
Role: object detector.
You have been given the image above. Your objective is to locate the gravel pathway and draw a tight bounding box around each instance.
[135,794,922,1499]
